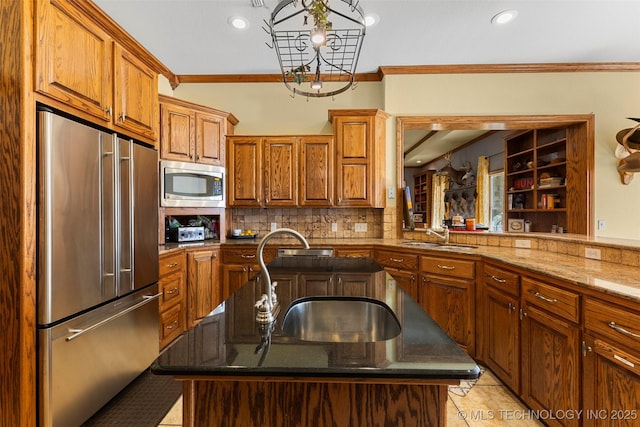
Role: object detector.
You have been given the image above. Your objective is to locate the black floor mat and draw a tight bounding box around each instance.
[82,369,182,427]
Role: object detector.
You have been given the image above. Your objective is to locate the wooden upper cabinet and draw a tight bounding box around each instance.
[160,95,234,166]
[329,109,389,208]
[299,136,334,206]
[227,136,263,207]
[263,137,297,207]
[113,43,158,142]
[36,0,159,145]
[36,0,112,122]
[195,112,225,166]
[160,101,194,162]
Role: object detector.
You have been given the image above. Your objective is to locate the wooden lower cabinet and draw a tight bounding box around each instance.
[582,297,640,427]
[482,263,520,392]
[419,255,476,356]
[374,248,419,302]
[158,251,187,349]
[186,247,220,328]
[519,276,581,427]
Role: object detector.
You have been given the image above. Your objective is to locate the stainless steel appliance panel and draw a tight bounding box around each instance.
[38,112,117,325]
[38,285,161,427]
[132,142,159,290]
[160,159,225,207]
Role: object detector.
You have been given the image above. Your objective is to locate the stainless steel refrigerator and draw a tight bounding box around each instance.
[36,109,160,427]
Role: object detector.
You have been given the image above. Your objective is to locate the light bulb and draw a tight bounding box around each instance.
[310,27,326,45]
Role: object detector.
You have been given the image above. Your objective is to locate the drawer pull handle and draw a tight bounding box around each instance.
[437,264,455,270]
[489,274,506,283]
[533,292,557,303]
[608,322,640,339]
[166,287,179,295]
[166,321,179,330]
[508,302,515,314]
[241,254,256,259]
[613,354,635,368]
[390,257,404,263]
[167,262,178,268]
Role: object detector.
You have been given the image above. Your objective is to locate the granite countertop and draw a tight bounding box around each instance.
[152,257,480,381]
[159,236,640,302]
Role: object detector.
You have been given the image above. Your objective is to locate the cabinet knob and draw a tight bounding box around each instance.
[581,341,593,357]
[167,262,178,268]
[105,107,112,117]
[119,113,126,122]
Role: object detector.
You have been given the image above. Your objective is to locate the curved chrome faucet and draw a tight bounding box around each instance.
[256,228,310,323]
[427,226,449,244]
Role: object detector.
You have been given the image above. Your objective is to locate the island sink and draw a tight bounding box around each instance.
[282,296,401,343]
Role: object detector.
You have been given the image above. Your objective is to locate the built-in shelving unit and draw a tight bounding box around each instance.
[413,170,433,227]
[505,126,588,234]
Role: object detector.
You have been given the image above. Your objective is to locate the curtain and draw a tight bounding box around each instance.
[475,156,490,226]
[431,175,448,228]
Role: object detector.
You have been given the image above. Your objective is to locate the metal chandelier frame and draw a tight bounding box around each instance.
[265,0,366,98]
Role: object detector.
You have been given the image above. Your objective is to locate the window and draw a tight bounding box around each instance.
[489,171,504,232]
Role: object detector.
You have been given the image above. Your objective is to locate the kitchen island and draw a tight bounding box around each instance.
[152,256,480,427]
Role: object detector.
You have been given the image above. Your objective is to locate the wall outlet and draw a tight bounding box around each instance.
[515,239,532,248]
[331,222,338,232]
[597,220,606,231]
[387,188,395,199]
[585,248,602,260]
[354,223,367,233]
[270,222,277,232]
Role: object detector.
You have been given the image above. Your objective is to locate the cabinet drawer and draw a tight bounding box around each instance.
[585,298,640,351]
[159,251,185,277]
[222,246,276,264]
[374,250,418,271]
[522,277,579,323]
[159,271,184,309]
[335,247,372,258]
[420,256,475,279]
[160,303,184,347]
[483,263,520,296]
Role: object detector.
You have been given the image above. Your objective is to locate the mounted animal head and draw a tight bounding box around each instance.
[437,154,474,186]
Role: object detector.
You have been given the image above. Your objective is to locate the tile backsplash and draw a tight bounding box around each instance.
[230,208,384,239]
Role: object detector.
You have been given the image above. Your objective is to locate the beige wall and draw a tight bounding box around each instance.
[164,72,640,240]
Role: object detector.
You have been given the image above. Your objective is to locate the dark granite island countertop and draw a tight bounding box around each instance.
[152,257,480,427]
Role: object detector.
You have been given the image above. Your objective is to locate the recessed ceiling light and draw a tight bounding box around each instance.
[364,13,379,27]
[228,16,249,30]
[491,9,518,25]
[416,160,422,164]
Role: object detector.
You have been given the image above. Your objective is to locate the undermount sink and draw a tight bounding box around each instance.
[402,241,477,250]
[436,244,478,250]
[281,296,401,343]
[401,241,441,248]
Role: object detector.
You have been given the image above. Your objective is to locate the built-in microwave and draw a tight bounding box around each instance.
[160,160,225,208]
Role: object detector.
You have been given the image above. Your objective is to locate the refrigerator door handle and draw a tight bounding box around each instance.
[65,292,162,342]
[102,135,118,297]
[119,138,134,293]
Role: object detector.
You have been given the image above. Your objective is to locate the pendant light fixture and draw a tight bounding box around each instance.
[265,0,366,98]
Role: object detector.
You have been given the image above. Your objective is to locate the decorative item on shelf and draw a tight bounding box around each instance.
[437,153,474,187]
[507,218,525,232]
[512,193,525,209]
[264,0,366,98]
[614,118,640,184]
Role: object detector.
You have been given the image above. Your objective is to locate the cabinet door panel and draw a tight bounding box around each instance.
[420,274,474,354]
[340,121,368,158]
[187,249,219,328]
[300,136,333,206]
[113,43,158,142]
[263,137,297,206]
[36,0,112,121]
[228,137,262,207]
[196,113,224,166]
[583,334,640,427]
[521,303,580,427]
[339,164,368,202]
[484,286,520,392]
[160,102,194,161]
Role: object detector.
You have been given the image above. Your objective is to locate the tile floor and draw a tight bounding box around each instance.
[157,368,544,427]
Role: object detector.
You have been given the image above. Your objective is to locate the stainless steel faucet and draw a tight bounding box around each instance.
[256,228,310,324]
[426,225,449,244]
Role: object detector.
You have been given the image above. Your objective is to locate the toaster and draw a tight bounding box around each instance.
[168,226,205,242]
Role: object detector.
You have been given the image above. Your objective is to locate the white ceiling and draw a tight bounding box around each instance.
[93,0,640,167]
[94,0,640,76]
